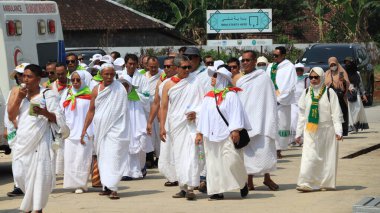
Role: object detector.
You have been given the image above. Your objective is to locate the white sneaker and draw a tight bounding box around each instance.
[75,188,84,194]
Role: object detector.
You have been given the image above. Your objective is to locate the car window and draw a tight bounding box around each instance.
[302,46,354,64]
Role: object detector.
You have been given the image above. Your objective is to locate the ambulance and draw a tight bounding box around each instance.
[0,1,65,99]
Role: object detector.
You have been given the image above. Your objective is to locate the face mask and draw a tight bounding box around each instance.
[256,66,267,71]
[345,64,352,70]
[297,75,305,80]
[330,66,338,71]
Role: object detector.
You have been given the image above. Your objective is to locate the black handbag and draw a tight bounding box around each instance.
[347,89,358,102]
[214,95,250,149]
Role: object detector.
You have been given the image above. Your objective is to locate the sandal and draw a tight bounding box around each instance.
[99,187,112,196]
[263,181,279,191]
[164,181,179,187]
[109,191,120,200]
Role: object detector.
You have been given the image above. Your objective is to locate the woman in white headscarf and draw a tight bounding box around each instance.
[196,65,252,200]
[295,67,343,192]
[60,71,93,194]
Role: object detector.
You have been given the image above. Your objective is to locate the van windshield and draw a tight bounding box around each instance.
[301,47,354,64]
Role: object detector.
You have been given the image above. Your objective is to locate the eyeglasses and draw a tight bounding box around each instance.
[309,76,320,80]
[273,54,280,58]
[229,65,238,69]
[212,73,217,78]
[180,65,192,70]
[66,60,76,64]
[205,61,214,66]
[241,59,251,63]
[164,65,173,69]
[71,78,81,83]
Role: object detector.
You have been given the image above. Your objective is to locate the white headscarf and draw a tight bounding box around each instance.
[309,67,325,93]
[100,63,114,73]
[71,71,86,94]
[214,67,232,90]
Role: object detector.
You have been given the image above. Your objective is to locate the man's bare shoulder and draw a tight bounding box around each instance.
[163,80,176,90]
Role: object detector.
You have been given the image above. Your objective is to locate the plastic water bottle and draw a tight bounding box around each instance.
[40,98,46,109]
[198,144,205,164]
[52,133,62,151]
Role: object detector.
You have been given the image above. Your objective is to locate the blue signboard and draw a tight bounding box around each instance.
[207,9,272,34]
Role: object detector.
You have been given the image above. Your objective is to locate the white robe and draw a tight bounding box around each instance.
[267,59,297,150]
[347,75,369,131]
[291,77,309,142]
[146,71,162,157]
[236,69,278,175]
[193,65,210,92]
[50,81,67,175]
[157,78,177,182]
[296,88,343,190]
[12,88,64,211]
[166,74,204,187]
[197,92,251,195]
[60,90,93,190]
[93,81,129,191]
[0,87,5,143]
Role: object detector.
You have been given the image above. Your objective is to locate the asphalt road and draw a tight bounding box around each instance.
[0,105,379,213]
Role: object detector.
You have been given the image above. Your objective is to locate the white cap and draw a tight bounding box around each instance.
[90,54,102,61]
[208,66,233,84]
[10,63,30,79]
[113,58,125,66]
[256,56,269,65]
[100,55,114,64]
[295,63,310,72]
[213,60,224,70]
[100,63,114,72]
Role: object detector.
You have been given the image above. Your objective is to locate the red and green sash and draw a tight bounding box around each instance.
[63,86,92,110]
[205,87,242,105]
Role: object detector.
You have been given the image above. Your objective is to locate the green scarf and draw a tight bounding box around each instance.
[306,85,326,133]
[46,79,52,87]
[270,63,279,90]
[139,69,147,75]
[92,70,103,82]
[128,87,140,101]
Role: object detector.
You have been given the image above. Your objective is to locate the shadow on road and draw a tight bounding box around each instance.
[118,189,163,198]
[336,185,367,191]
[0,209,19,213]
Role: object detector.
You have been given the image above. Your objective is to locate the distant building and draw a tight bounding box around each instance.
[54,0,196,47]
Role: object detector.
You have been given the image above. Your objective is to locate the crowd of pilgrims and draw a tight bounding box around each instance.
[1,45,369,212]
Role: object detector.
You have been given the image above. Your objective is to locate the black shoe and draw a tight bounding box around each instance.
[142,168,147,178]
[172,190,186,198]
[208,194,224,201]
[198,181,207,193]
[7,187,24,197]
[121,176,133,181]
[240,183,249,198]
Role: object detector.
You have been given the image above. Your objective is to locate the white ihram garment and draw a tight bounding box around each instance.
[267,60,297,150]
[93,81,129,191]
[12,88,64,212]
[166,74,204,187]
[197,91,251,195]
[296,88,343,190]
[157,78,177,182]
[237,69,278,175]
[146,71,162,157]
[60,89,93,190]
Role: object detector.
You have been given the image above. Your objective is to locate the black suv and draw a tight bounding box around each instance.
[298,44,375,105]
[65,48,107,65]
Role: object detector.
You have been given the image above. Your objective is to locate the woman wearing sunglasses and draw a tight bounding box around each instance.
[60,71,93,194]
[295,67,343,192]
[196,66,251,200]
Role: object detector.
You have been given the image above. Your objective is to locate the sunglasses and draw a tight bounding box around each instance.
[205,61,214,66]
[164,65,173,69]
[47,71,55,75]
[309,76,320,80]
[78,58,84,61]
[241,59,251,63]
[229,65,238,69]
[273,54,280,58]
[66,60,76,64]
[180,65,192,70]
[71,78,81,83]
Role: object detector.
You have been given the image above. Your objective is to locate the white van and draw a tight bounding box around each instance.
[0,1,65,99]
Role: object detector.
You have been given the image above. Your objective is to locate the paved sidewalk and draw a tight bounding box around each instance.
[0,109,379,213]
